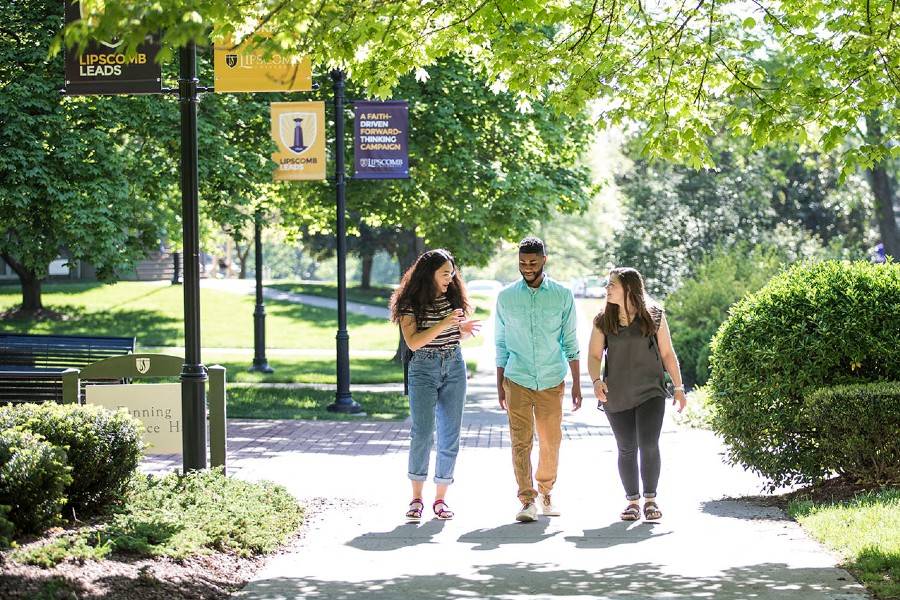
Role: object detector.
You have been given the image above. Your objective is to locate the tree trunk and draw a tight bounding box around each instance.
[392,228,426,362]
[865,113,900,259]
[360,252,374,289]
[235,242,251,280]
[396,227,425,279]
[357,221,376,289]
[866,164,900,259]
[1,252,43,311]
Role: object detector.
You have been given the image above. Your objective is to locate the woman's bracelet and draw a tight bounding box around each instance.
[592,378,603,384]
[673,385,685,392]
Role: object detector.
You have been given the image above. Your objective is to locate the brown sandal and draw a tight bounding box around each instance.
[643,501,662,521]
[620,504,640,521]
[433,499,454,520]
[406,498,424,522]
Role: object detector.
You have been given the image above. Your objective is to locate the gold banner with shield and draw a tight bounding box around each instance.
[271,102,326,180]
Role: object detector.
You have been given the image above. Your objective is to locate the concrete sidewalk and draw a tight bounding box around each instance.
[207,371,869,600]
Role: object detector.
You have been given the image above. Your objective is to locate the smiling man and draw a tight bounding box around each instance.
[495,236,582,522]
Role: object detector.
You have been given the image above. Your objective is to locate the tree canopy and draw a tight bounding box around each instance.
[62,0,899,171]
[0,1,171,310]
[279,56,596,273]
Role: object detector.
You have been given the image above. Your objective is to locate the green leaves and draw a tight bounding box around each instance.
[708,260,900,489]
[51,0,899,170]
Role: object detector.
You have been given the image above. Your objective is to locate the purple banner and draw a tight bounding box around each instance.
[353,101,409,179]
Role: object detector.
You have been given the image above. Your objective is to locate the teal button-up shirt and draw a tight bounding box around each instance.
[494,276,579,391]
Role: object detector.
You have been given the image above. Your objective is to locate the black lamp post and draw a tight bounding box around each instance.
[178,41,208,470]
[326,69,362,414]
[249,209,273,373]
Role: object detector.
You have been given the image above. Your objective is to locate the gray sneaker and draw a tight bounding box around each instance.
[516,501,538,522]
[539,493,560,516]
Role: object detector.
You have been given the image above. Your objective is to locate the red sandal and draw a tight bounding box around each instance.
[406,498,424,522]
[433,499,454,520]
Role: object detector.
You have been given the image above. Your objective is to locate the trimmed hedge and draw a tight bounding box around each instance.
[0,429,71,534]
[708,260,900,489]
[0,403,143,516]
[802,383,900,486]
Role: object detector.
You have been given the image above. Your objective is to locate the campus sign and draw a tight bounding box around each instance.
[270,101,327,180]
[353,101,409,179]
[63,1,161,95]
[214,36,312,92]
[86,383,183,455]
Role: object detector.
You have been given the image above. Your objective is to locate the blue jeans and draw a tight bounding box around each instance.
[407,345,467,485]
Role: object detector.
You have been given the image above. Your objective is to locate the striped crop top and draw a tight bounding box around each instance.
[401,295,461,350]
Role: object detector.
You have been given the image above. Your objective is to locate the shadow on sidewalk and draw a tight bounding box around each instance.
[457,519,559,551]
[700,499,790,521]
[236,561,864,599]
[564,520,671,549]
[347,519,448,552]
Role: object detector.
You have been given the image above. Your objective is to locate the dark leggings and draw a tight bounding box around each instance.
[604,396,665,501]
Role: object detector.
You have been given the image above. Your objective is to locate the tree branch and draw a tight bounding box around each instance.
[748,0,794,36]
[568,0,599,52]
[695,0,714,106]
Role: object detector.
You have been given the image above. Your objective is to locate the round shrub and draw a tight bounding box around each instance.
[0,429,71,534]
[802,383,900,486]
[0,403,143,515]
[708,260,900,489]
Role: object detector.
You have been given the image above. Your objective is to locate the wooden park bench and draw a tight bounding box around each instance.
[0,333,135,404]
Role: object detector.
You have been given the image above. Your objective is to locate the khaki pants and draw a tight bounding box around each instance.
[503,378,564,504]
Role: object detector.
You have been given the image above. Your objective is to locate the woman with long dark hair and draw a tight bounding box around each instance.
[389,249,481,521]
[587,267,687,521]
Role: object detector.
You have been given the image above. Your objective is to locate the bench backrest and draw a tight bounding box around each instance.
[0,369,74,404]
[0,333,135,370]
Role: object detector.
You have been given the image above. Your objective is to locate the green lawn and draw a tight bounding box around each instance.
[227,387,409,420]
[789,489,900,599]
[0,281,397,350]
[269,281,395,307]
[211,354,404,384]
[207,352,479,384]
[271,280,494,319]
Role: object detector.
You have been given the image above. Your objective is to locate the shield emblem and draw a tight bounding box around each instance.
[79,1,124,49]
[225,54,238,68]
[279,112,317,155]
[278,112,319,155]
[135,357,151,374]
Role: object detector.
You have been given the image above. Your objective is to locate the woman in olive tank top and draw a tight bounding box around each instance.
[587,267,687,521]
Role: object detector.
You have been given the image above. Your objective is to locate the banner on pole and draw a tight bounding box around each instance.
[353,101,409,179]
[63,1,161,95]
[271,102,326,181]
[214,36,312,92]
